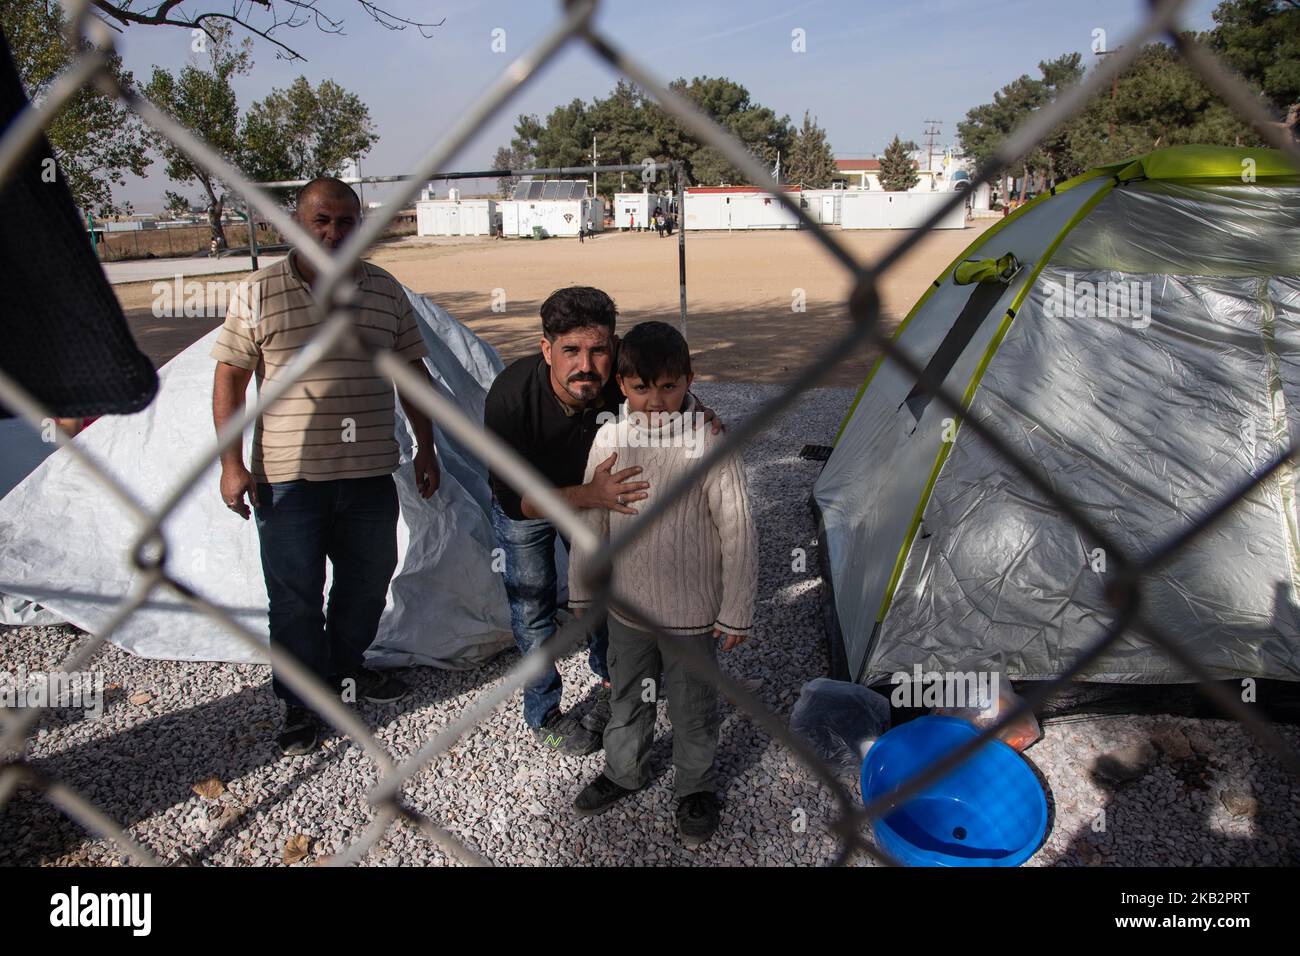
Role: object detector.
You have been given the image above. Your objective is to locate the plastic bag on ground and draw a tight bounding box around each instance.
[790,677,891,770]
[933,677,1043,752]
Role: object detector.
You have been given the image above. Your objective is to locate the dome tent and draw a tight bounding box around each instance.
[813,146,1300,694]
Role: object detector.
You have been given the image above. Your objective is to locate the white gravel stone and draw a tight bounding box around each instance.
[2,384,1299,866]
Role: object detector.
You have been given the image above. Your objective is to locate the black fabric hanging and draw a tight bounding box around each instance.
[0,26,157,419]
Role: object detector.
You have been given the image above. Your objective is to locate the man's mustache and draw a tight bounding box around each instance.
[568,374,600,383]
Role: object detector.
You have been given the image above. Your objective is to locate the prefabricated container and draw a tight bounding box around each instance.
[416,198,498,236]
[839,190,967,230]
[683,186,801,230]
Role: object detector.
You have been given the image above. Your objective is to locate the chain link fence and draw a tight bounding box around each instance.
[2,0,1299,867]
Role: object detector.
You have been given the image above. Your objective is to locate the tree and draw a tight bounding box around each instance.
[1064,42,1260,172]
[958,56,1083,204]
[240,76,378,185]
[1026,54,1086,190]
[142,22,251,248]
[1207,0,1300,136]
[88,2,445,64]
[1208,0,1300,114]
[494,76,796,201]
[494,113,543,197]
[589,80,665,198]
[2,0,150,215]
[668,77,794,185]
[878,135,919,191]
[785,111,837,187]
[162,189,192,218]
[957,4,1296,204]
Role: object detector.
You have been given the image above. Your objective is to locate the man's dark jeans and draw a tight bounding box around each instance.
[491,498,609,729]
[253,475,399,709]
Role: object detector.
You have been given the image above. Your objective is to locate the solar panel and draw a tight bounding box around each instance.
[541,181,559,200]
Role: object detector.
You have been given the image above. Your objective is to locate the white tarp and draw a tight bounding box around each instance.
[0,290,517,669]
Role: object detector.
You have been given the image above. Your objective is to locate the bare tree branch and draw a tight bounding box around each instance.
[87,1,444,62]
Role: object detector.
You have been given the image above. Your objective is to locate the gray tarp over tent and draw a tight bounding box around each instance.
[813,146,1300,688]
[0,289,527,668]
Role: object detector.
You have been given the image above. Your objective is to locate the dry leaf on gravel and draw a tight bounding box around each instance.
[191,776,224,800]
[284,834,310,865]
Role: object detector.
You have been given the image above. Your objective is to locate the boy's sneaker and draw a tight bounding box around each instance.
[534,708,601,755]
[580,683,612,734]
[277,705,319,757]
[353,668,410,704]
[573,773,642,816]
[676,792,721,846]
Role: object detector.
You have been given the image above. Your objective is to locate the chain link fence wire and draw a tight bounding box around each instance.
[1,0,1299,867]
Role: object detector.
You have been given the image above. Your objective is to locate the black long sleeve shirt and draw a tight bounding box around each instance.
[483,354,623,521]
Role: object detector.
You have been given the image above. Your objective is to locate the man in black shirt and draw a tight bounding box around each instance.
[485,286,718,754]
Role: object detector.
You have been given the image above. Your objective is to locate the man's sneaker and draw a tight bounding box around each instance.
[534,708,601,755]
[573,773,641,816]
[354,668,410,704]
[277,705,319,757]
[580,683,612,733]
[676,792,721,847]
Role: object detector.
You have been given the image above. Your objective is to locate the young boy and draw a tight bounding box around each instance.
[567,321,758,846]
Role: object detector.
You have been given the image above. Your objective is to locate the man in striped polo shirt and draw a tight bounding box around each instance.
[211,178,439,756]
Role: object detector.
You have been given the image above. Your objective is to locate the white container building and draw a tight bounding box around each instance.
[415,196,498,237]
[683,186,801,230]
[497,180,604,238]
[799,188,846,225]
[839,190,967,230]
[614,191,673,230]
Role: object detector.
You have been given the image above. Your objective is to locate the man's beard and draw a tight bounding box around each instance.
[565,375,601,400]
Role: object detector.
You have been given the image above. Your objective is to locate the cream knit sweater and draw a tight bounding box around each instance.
[568,395,759,635]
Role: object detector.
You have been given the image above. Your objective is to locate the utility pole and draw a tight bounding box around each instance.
[1094,48,1124,139]
[923,119,942,190]
[592,134,598,201]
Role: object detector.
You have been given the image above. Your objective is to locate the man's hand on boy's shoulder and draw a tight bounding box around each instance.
[713,627,749,651]
[692,395,725,435]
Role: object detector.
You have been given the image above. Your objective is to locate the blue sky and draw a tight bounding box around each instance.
[107,0,1225,211]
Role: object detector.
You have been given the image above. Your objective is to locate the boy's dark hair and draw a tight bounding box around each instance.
[540,286,617,340]
[616,321,692,384]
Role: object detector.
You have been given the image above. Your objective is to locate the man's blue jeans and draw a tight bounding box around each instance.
[253,475,399,709]
[491,498,609,729]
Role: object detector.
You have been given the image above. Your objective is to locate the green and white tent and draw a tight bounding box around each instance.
[813,145,1300,688]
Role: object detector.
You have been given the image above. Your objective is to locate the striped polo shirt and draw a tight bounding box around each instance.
[210,253,428,483]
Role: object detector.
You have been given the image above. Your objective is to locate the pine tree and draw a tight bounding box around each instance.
[785,111,838,187]
[878,135,919,191]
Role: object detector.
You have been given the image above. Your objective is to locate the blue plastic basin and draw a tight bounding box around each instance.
[860,715,1047,867]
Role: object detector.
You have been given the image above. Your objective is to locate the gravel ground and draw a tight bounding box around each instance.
[2,382,1299,867]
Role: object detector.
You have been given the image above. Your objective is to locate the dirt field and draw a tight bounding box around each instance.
[113,221,996,387]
